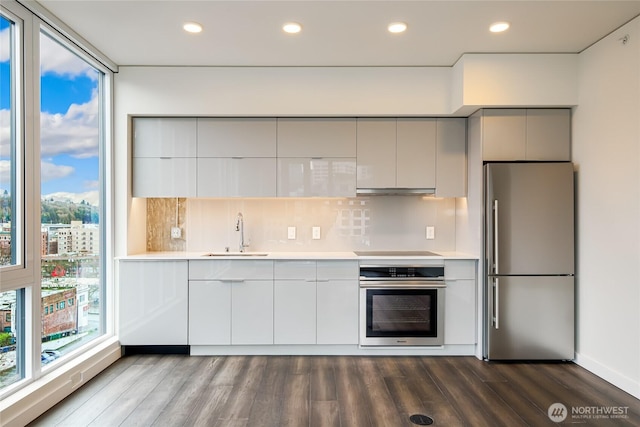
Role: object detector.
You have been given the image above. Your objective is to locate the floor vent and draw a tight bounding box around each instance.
[409,414,434,425]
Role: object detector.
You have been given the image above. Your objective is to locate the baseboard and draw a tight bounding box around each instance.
[122,345,190,355]
[574,352,640,399]
[0,338,121,427]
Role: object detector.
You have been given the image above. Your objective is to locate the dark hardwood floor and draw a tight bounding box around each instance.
[29,355,640,426]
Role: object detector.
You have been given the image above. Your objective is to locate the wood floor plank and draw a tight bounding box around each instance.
[310,400,339,427]
[149,357,225,426]
[334,356,373,427]
[211,356,267,426]
[87,355,182,426]
[421,357,523,427]
[280,373,310,427]
[28,355,141,426]
[356,357,407,427]
[120,355,202,426]
[247,356,290,427]
[310,356,337,402]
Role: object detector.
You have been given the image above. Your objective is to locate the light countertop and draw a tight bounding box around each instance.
[117,251,478,261]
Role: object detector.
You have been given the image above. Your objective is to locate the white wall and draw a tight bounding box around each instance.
[573,17,640,398]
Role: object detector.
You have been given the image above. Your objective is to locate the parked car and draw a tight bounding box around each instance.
[42,349,62,360]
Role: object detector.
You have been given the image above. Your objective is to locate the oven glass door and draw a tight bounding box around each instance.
[365,288,439,338]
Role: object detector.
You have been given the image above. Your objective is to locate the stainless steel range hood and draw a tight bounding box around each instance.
[356,188,436,196]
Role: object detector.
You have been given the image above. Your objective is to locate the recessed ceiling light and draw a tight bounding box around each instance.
[283,22,302,34]
[388,22,408,34]
[490,21,510,33]
[183,22,203,34]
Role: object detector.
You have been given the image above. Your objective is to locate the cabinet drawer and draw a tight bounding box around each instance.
[189,260,274,280]
[275,261,316,279]
[317,261,359,280]
[444,260,477,280]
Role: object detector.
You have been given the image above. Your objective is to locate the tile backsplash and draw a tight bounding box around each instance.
[147,196,456,252]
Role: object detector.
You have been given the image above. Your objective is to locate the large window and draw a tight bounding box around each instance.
[0,0,112,397]
[39,30,105,365]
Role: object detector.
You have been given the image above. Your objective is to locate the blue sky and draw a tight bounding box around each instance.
[1,17,100,206]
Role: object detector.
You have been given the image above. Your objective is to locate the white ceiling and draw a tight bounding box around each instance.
[36,0,640,67]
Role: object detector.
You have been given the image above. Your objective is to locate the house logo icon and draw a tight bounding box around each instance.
[548,403,568,422]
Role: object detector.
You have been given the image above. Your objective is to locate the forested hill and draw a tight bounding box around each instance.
[0,193,99,224]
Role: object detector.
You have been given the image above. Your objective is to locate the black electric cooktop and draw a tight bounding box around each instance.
[354,250,441,257]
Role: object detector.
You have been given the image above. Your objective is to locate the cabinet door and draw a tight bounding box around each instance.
[197,158,276,197]
[231,280,273,344]
[482,109,526,161]
[197,118,277,157]
[444,279,476,345]
[526,109,571,161]
[133,118,197,158]
[435,118,467,198]
[133,157,197,197]
[277,118,357,158]
[316,261,359,344]
[316,280,358,344]
[118,260,188,345]
[274,281,317,344]
[396,118,436,188]
[356,118,396,188]
[189,281,231,345]
[277,157,356,197]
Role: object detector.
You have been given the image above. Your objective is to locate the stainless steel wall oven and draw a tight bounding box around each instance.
[359,263,445,346]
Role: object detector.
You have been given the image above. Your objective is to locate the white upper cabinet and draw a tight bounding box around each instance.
[276,118,357,197]
[482,109,570,161]
[197,118,277,157]
[276,118,357,158]
[196,118,277,197]
[197,158,277,197]
[435,118,467,198]
[132,118,197,197]
[356,118,438,190]
[396,118,437,188]
[133,117,197,158]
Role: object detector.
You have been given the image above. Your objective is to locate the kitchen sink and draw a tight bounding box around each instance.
[201,252,269,257]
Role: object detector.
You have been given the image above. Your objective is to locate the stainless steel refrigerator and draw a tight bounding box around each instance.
[484,162,575,360]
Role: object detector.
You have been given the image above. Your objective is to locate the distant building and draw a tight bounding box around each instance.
[42,288,78,340]
[56,221,99,255]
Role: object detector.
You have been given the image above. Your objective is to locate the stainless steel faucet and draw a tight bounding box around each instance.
[235,212,249,252]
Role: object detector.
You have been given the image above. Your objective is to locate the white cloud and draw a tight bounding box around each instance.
[0,109,10,158]
[0,159,9,186]
[41,160,74,182]
[40,32,97,80]
[40,92,99,159]
[0,27,9,62]
[43,191,99,206]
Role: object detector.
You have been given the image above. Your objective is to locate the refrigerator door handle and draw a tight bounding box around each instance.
[493,277,500,329]
[493,199,499,275]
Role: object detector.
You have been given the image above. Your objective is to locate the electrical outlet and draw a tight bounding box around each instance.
[287,226,296,240]
[312,226,321,240]
[171,227,182,239]
[426,226,435,240]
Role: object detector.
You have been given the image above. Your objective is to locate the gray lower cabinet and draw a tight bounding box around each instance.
[189,259,359,347]
[119,260,189,345]
[444,260,477,345]
[188,260,274,345]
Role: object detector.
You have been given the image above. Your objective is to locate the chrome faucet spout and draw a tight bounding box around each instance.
[235,212,248,252]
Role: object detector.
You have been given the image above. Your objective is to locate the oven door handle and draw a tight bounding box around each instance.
[359,281,446,289]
